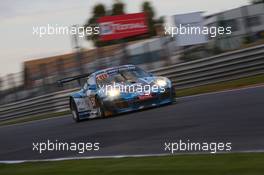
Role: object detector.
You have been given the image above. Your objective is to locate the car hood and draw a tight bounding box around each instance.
[99,76,170,100]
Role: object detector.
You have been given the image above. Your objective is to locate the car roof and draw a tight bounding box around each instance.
[92,64,136,76]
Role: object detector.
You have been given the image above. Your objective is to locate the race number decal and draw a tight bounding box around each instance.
[89,96,97,108]
[75,98,90,112]
[97,74,109,81]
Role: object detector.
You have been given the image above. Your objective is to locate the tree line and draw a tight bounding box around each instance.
[84,0,163,47]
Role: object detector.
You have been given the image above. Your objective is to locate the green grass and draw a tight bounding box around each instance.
[0,74,263,127]
[176,74,264,97]
[0,111,70,127]
[0,153,264,175]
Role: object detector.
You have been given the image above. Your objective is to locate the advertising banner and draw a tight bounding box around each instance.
[98,13,148,41]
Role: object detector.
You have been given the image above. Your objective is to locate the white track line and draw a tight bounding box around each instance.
[1,150,264,164]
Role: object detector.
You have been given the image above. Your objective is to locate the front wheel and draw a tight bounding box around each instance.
[96,97,105,118]
[70,100,80,122]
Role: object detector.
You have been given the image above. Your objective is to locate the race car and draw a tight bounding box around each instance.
[59,65,175,122]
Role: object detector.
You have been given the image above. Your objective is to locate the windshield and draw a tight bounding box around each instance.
[120,68,150,82]
[96,67,150,86]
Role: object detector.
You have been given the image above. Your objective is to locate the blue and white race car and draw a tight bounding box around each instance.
[59,65,175,122]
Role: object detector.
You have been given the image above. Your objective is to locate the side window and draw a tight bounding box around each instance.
[83,76,92,90]
[85,76,96,90]
[83,82,88,90]
[88,76,95,85]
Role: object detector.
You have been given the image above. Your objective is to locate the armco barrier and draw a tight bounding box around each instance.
[0,44,264,121]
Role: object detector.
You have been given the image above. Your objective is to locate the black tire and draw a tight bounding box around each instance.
[96,97,105,118]
[70,99,81,122]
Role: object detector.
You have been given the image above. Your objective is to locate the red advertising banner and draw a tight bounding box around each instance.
[98,13,148,41]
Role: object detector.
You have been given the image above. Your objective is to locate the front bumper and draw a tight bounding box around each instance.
[102,87,175,114]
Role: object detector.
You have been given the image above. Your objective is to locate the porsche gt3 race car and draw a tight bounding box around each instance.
[59,65,175,122]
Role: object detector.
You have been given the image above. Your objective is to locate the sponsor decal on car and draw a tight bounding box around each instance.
[138,94,153,100]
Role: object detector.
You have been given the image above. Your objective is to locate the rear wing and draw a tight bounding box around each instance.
[57,73,90,87]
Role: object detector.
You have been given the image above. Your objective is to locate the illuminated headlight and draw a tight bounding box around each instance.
[107,88,120,97]
[156,79,167,87]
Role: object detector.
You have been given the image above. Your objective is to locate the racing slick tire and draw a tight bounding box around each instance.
[70,99,81,122]
[96,97,106,118]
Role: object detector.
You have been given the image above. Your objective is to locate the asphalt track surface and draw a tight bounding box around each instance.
[0,86,263,161]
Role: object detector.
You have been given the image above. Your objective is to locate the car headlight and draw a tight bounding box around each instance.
[156,79,167,87]
[107,88,120,97]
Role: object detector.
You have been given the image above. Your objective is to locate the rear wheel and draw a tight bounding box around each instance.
[70,99,80,122]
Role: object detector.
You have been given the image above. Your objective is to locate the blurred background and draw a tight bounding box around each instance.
[1,0,264,105]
